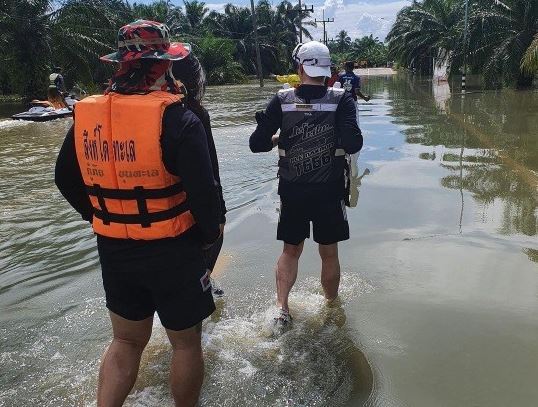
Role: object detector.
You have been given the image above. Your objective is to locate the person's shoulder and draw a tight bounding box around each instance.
[277,87,295,96]
[163,103,204,130]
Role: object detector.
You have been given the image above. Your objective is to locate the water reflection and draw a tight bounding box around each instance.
[387,75,537,237]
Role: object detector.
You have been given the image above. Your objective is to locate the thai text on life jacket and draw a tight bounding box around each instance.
[74,91,195,240]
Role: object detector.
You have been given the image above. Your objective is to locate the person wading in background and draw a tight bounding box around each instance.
[55,20,222,406]
[249,41,363,327]
[339,61,370,103]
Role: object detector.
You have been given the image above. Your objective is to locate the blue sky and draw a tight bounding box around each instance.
[190,0,411,41]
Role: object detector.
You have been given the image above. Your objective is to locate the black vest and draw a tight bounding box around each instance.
[277,87,346,183]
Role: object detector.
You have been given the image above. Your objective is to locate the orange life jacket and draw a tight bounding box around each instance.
[74,91,195,240]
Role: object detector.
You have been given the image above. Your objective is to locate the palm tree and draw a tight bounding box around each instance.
[386,0,463,75]
[387,0,537,87]
[521,33,538,74]
[131,0,183,34]
[182,0,209,35]
[0,0,124,98]
[336,30,351,53]
[470,0,538,87]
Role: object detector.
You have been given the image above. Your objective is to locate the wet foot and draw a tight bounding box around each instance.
[211,278,224,298]
[322,297,346,327]
[273,308,293,334]
[325,295,343,308]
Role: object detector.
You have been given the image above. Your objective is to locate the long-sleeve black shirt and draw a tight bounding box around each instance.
[249,84,363,200]
[189,105,227,224]
[55,103,221,245]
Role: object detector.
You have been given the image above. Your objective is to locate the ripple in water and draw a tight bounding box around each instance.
[118,273,374,407]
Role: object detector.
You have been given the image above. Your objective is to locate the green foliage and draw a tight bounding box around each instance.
[522,34,538,74]
[190,35,245,84]
[386,0,538,88]
[329,34,388,67]
[0,0,320,93]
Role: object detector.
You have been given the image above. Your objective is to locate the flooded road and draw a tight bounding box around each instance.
[0,76,537,406]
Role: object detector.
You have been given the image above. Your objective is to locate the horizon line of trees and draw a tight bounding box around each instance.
[2,0,536,99]
[386,0,538,88]
[328,30,388,68]
[0,0,387,99]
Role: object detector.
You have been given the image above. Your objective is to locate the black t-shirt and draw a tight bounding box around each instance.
[249,84,363,201]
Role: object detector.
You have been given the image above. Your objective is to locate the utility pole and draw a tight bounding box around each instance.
[250,0,264,87]
[315,9,334,45]
[462,0,469,93]
[297,0,314,43]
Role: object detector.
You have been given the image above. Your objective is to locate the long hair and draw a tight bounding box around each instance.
[172,53,206,115]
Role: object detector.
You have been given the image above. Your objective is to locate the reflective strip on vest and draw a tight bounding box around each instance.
[279,148,345,157]
[74,91,195,240]
[281,103,339,112]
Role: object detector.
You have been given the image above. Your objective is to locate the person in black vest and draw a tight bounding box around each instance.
[249,41,363,327]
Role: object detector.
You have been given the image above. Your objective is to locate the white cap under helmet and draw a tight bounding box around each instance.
[292,41,332,78]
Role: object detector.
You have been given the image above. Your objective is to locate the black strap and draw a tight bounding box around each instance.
[94,184,111,225]
[93,201,190,225]
[134,186,151,228]
[86,182,183,200]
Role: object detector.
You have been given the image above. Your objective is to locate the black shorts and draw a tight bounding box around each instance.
[98,236,215,331]
[277,197,349,245]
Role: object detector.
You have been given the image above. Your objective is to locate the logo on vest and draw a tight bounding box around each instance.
[82,124,136,163]
[291,122,333,140]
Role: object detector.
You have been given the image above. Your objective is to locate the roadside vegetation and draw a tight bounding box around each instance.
[328,30,388,68]
[0,0,388,99]
[386,0,538,88]
[0,0,316,98]
[1,0,536,98]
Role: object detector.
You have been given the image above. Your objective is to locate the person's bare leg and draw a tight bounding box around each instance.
[276,241,304,311]
[166,323,204,407]
[319,243,341,301]
[97,312,153,407]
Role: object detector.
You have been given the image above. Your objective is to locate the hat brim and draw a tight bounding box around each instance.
[303,64,331,78]
[100,42,191,63]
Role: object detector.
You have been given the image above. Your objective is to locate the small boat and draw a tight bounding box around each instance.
[11,96,77,122]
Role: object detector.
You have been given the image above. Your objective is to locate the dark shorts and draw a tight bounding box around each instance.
[98,235,215,331]
[277,197,349,245]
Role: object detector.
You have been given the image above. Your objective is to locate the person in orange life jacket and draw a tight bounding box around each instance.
[249,41,363,326]
[339,61,370,102]
[172,52,226,296]
[54,20,221,407]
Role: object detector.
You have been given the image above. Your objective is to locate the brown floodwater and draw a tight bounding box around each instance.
[0,76,536,406]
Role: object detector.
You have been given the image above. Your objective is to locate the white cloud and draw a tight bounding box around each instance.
[205,3,226,13]
[308,0,411,41]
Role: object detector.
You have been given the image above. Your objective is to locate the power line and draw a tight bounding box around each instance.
[315,9,334,45]
[297,0,314,43]
[250,0,264,87]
